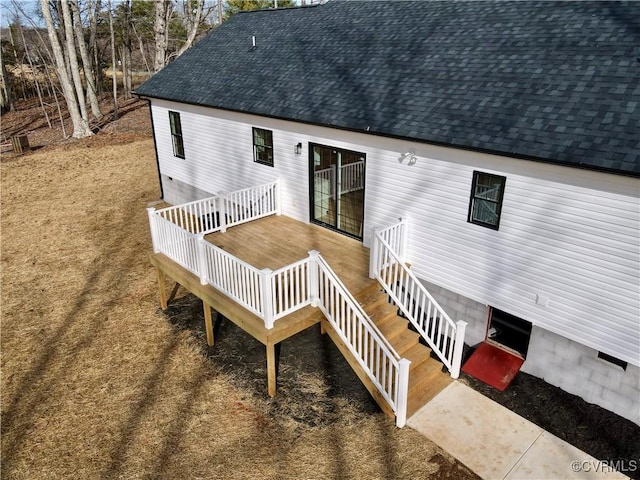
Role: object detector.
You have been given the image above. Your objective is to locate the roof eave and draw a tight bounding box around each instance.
[135,92,640,179]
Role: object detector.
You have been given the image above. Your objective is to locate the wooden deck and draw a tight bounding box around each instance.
[151,214,377,396]
[204,214,372,293]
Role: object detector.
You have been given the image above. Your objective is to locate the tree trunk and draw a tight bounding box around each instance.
[123,0,132,99]
[0,44,12,114]
[154,1,171,72]
[18,22,51,128]
[60,0,90,125]
[88,0,103,95]
[71,0,102,120]
[132,23,151,76]
[40,0,92,138]
[107,0,118,120]
[174,0,204,59]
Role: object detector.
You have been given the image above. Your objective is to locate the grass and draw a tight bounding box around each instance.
[0,136,478,479]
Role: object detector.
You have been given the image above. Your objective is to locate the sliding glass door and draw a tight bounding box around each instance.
[310,143,365,239]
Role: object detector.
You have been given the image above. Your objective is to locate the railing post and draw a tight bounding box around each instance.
[275,178,282,216]
[395,358,411,428]
[307,250,320,307]
[450,320,468,379]
[369,229,380,279]
[261,268,274,329]
[147,207,160,254]
[399,217,408,263]
[219,194,227,233]
[197,234,208,285]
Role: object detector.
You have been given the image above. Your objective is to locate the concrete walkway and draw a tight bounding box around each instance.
[408,381,630,480]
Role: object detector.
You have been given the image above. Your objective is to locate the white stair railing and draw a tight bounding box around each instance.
[310,251,410,427]
[370,219,467,378]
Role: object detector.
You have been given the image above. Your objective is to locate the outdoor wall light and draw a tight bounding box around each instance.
[399,150,417,166]
[295,142,303,155]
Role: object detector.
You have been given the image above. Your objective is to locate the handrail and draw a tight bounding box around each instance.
[150,213,201,274]
[199,239,267,320]
[312,251,410,427]
[155,196,220,235]
[371,220,467,378]
[271,257,313,320]
[154,180,279,235]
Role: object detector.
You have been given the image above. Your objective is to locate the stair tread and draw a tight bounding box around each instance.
[402,343,433,370]
[365,301,399,324]
[409,357,444,390]
[388,329,420,354]
[376,315,409,339]
[407,371,452,417]
[356,283,384,303]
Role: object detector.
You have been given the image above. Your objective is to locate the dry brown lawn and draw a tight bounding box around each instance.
[1,135,478,479]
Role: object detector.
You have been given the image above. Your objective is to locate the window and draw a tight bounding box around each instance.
[253,127,273,166]
[468,171,506,229]
[169,111,185,158]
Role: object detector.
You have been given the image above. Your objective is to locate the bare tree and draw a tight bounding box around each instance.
[122,0,132,99]
[107,0,118,120]
[154,0,172,72]
[88,0,103,95]
[71,0,102,120]
[0,44,12,113]
[59,0,90,125]
[174,1,204,58]
[40,0,92,138]
[18,22,51,127]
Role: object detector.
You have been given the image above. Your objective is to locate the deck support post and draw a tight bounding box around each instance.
[266,341,277,397]
[203,301,216,346]
[450,320,468,379]
[157,267,168,310]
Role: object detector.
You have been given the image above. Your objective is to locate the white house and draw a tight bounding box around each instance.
[135,0,640,424]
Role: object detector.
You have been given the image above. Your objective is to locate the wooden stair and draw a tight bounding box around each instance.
[355,281,452,419]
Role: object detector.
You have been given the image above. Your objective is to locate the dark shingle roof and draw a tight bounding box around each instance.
[135,1,640,176]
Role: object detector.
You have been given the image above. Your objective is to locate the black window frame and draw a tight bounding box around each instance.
[468,171,506,230]
[252,127,274,167]
[169,111,185,159]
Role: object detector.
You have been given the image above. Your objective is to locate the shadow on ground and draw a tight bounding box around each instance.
[162,292,381,428]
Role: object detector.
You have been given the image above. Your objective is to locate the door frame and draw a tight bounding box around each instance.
[308,142,366,240]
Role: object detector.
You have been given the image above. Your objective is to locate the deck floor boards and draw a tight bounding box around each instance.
[204,215,372,293]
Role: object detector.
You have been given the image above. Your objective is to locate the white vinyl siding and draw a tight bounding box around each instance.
[149,99,640,366]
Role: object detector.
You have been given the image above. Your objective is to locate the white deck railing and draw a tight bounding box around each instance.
[152,180,280,237]
[370,219,467,378]
[200,240,267,319]
[147,184,410,426]
[314,160,365,199]
[312,251,409,427]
